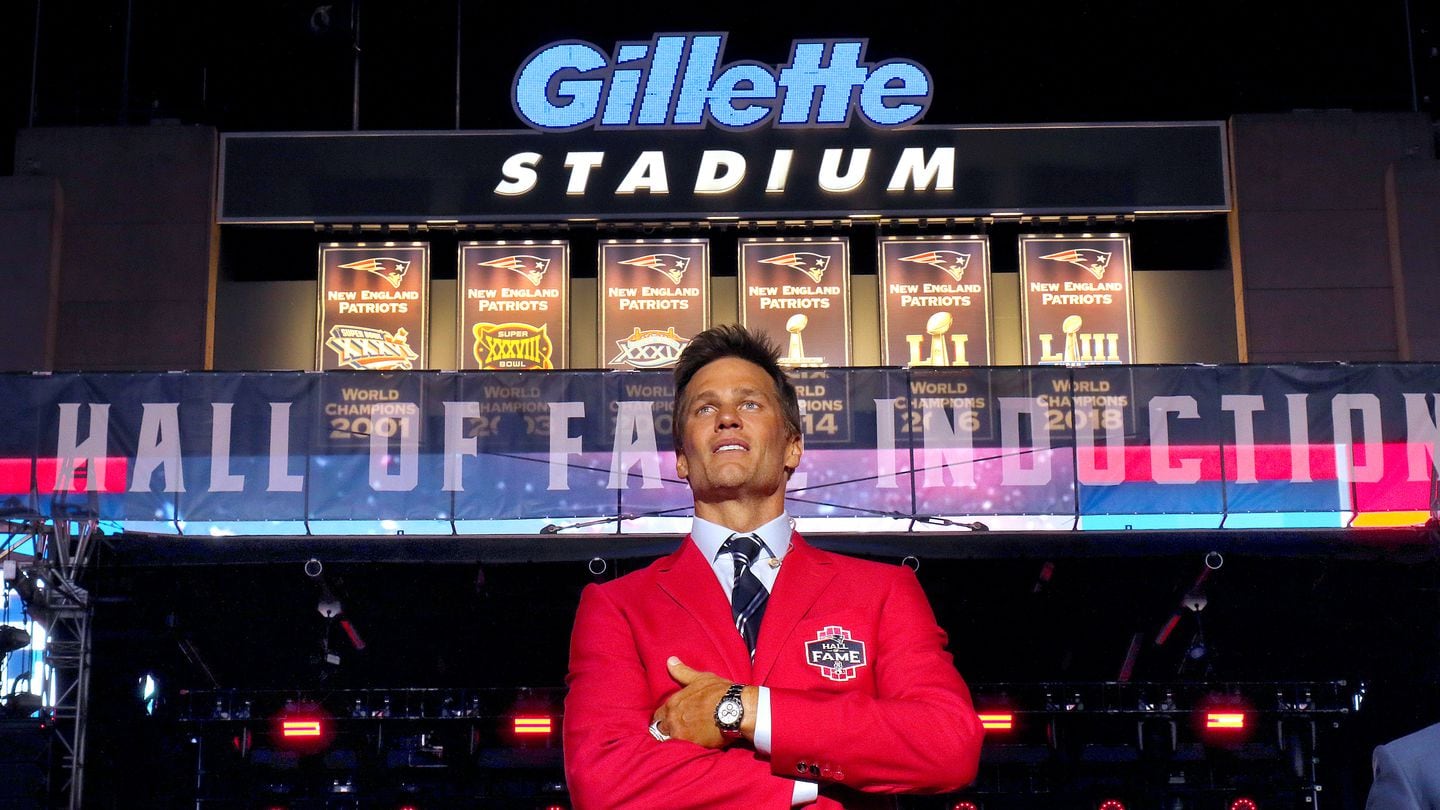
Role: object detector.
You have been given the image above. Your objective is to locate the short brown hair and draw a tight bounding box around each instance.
[671,324,802,451]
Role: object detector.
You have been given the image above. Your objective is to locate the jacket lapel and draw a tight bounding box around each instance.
[752,532,835,685]
[656,537,753,680]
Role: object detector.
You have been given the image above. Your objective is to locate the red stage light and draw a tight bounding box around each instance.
[513,715,553,735]
[1097,801,1127,810]
[1205,711,1247,730]
[978,712,1013,731]
[1229,799,1258,810]
[272,700,334,751]
[951,801,981,810]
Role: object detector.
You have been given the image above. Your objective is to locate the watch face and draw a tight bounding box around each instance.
[717,699,743,726]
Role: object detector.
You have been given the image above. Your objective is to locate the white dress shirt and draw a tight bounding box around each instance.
[690,514,818,806]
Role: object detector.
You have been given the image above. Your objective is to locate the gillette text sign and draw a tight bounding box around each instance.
[511,34,933,131]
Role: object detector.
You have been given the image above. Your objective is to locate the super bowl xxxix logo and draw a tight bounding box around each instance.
[610,326,689,369]
[805,626,867,683]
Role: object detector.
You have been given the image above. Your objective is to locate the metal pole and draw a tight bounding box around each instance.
[454,0,462,129]
[119,0,133,123]
[351,0,361,130]
[28,0,42,127]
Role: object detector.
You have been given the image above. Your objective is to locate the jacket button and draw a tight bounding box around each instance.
[809,764,820,776]
[795,762,808,774]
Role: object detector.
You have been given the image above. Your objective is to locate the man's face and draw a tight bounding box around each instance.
[675,356,803,505]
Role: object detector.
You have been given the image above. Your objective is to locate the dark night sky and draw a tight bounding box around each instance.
[3,0,1432,147]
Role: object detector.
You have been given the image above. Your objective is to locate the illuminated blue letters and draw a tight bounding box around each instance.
[511,34,932,131]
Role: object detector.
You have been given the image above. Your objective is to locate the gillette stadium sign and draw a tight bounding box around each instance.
[218,33,1231,223]
[511,34,932,130]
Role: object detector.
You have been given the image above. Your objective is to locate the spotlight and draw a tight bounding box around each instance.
[1229,799,1259,810]
[1097,801,1127,810]
[951,801,981,810]
[0,625,30,654]
[272,700,334,753]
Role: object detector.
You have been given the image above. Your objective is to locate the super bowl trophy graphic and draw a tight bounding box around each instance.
[903,312,972,367]
[780,314,825,367]
[1062,314,1083,367]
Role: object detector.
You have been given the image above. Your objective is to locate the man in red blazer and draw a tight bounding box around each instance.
[563,324,984,808]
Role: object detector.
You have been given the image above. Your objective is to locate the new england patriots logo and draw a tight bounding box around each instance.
[760,252,829,284]
[1040,248,1111,280]
[477,254,550,286]
[899,250,971,282]
[618,253,690,285]
[337,257,411,289]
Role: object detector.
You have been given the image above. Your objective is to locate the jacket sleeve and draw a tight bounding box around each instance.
[563,582,800,810]
[766,566,984,794]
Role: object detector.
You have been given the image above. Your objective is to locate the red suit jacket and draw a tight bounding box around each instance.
[563,531,984,809]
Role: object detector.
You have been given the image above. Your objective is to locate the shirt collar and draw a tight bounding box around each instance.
[691,513,794,563]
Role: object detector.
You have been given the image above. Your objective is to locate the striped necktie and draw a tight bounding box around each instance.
[722,533,768,657]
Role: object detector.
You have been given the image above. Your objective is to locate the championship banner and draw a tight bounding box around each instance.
[1019,235,1134,366]
[317,242,430,371]
[739,237,850,367]
[9,364,1440,536]
[458,240,568,370]
[878,236,992,366]
[598,239,709,369]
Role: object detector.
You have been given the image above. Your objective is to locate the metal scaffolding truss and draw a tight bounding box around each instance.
[2,518,96,810]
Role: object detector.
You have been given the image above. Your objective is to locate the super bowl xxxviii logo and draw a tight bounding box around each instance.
[804,626,867,683]
[473,323,554,370]
[338,257,412,288]
[610,326,689,369]
[325,325,420,370]
[760,252,829,283]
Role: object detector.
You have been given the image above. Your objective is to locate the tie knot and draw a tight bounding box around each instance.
[722,533,763,571]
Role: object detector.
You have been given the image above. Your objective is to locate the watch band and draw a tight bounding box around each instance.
[715,683,745,739]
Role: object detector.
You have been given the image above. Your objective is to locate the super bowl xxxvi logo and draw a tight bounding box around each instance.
[619,254,690,284]
[325,325,420,370]
[610,326,689,369]
[804,626,867,683]
[1040,248,1110,279]
[338,257,412,289]
[473,323,554,370]
[477,254,550,286]
[760,252,829,283]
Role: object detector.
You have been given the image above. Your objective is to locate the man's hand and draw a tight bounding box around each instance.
[651,656,757,748]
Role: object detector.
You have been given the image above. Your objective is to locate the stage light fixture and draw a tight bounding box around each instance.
[1229,799,1259,810]
[1205,711,1247,730]
[951,801,981,810]
[513,716,553,736]
[1096,800,1127,810]
[0,625,30,654]
[978,712,1014,731]
[273,700,334,752]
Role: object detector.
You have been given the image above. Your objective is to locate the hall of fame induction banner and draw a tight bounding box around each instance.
[738,237,850,367]
[317,242,429,371]
[599,239,709,369]
[878,235,992,366]
[459,240,568,370]
[1019,235,1135,366]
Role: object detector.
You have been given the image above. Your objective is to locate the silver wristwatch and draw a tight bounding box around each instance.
[714,683,745,740]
